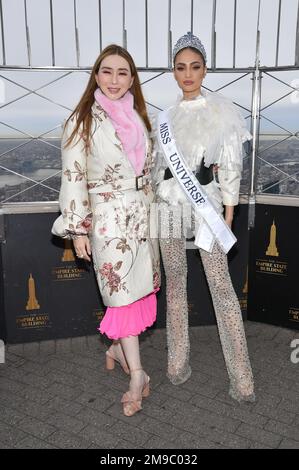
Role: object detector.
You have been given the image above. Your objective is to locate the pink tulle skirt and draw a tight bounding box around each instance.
[98,289,158,340]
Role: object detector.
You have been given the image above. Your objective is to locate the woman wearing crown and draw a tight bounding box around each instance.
[153,32,255,402]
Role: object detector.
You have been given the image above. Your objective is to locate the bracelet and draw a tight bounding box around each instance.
[67,233,88,240]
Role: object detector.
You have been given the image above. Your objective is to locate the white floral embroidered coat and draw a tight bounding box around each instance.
[52,102,160,307]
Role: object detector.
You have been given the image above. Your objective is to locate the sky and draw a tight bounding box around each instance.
[0,0,298,138]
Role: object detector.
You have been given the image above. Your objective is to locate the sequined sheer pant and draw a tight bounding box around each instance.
[159,232,255,402]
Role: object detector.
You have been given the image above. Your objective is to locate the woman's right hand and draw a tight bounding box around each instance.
[73,236,91,262]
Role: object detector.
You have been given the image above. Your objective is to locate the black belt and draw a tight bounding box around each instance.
[163,159,214,186]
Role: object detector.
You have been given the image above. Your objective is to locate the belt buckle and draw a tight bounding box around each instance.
[135,175,144,191]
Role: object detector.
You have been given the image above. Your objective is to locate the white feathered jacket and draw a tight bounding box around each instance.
[52,102,160,307]
[152,90,251,243]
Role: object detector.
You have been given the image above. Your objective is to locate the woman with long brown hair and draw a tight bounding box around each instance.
[52,45,160,416]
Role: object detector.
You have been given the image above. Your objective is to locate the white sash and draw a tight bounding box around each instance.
[157,110,237,254]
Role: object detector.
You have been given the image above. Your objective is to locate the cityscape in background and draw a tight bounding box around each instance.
[0,139,61,203]
[0,0,298,204]
[0,136,298,204]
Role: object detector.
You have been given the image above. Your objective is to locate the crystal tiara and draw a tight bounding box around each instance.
[173,31,207,64]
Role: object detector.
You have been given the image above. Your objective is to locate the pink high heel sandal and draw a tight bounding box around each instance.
[121,369,150,417]
[105,345,130,375]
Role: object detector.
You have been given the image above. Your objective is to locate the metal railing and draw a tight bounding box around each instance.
[0,0,298,70]
[0,0,298,217]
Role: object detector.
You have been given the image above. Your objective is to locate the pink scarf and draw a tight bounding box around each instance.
[94,88,146,176]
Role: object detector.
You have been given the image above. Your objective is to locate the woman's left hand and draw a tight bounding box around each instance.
[225,217,233,229]
[224,205,234,229]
